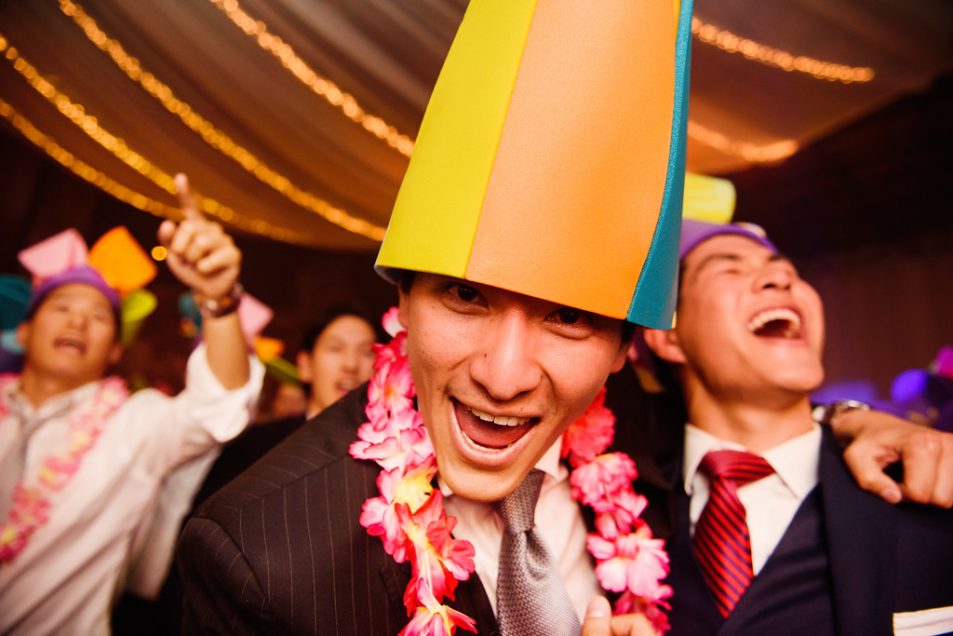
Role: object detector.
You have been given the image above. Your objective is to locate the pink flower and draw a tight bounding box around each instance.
[359,496,408,561]
[352,421,434,473]
[400,495,475,614]
[588,526,671,600]
[382,307,406,338]
[561,388,615,467]
[367,364,416,417]
[373,332,410,373]
[593,490,649,538]
[399,601,477,636]
[570,452,638,509]
[426,514,475,583]
[11,486,50,524]
[360,464,435,558]
[614,591,672,633]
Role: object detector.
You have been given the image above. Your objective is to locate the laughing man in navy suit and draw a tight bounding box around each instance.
[641,220,953,636]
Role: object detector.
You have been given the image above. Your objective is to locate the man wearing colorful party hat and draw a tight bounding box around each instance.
[177,3,942,635]
[178,2,689,633]
[0,175,264,634]
[637,218,953,634]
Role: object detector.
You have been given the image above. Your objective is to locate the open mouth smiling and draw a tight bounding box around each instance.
[53,336,88,354]
[452,399,540,450]
[747,307,803,339]
[336,378,360,394]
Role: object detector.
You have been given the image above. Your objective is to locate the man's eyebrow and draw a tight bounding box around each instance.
[686,252,743,278]
[768,252,793,266]
[685,251,794,279]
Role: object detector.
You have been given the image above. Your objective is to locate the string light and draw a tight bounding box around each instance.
[692,17,874,84]
[209,0,415,157]
[0,37,308,244]
[57,0,386,242]
[150,245,168,261]
[687,120,799,164]
[20,2,826,236]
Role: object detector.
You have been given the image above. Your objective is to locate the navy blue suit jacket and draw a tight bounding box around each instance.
[647,425,953,635]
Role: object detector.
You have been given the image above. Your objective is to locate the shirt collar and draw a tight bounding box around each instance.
[4,377,102,422]
[683,423,821,498]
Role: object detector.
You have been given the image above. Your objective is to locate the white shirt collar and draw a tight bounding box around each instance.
[683,423,821,498]
[4,377,102,421]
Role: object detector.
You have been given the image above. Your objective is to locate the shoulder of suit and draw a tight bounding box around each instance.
[196,386,374,518]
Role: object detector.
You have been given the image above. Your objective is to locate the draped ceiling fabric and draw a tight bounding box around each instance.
[0,0,950,251]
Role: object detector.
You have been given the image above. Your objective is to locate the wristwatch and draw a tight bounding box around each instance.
[195,283,243,318]
[812,399,872,425]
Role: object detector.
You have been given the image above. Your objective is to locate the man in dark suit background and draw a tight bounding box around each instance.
[640,220,953,635]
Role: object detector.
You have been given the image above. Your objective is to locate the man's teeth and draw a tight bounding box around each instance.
[469,407,530,428]
[747,308,801,333]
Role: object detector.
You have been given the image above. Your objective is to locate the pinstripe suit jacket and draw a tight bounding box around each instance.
[176,371,680,635]
[177,387,500,635]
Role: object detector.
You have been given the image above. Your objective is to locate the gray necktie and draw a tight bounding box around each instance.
[495,469,581,636]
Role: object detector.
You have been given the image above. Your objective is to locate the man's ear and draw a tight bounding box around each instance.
[642,327,687,365]
[296,350,313,383]
[397,286,409,329]
[16,322,30,349]
[610,334,630,374]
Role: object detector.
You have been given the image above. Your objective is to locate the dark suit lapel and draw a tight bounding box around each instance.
[819,427,897,636]
[453,574,499,635]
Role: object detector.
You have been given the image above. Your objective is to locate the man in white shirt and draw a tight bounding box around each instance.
[642,219,953,635]
[0,174,264,635]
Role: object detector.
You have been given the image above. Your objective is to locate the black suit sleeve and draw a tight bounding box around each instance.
[178,516,281,635]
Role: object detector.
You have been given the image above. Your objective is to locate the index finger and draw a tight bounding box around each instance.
[175,172,202,222]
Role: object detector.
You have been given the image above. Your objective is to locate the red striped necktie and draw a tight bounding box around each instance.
[692,449,775,617]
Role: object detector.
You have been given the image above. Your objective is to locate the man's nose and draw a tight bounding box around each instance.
[469,312,543,402]
[342,348,360,372]
[756,262,794,292]
[67,309,89,328]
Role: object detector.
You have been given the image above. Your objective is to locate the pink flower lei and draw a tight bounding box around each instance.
[350,308,672,635]
[0,374,128,562]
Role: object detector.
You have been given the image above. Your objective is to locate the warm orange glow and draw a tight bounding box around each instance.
[57,0,385,242]
[209,0,414,157]
[688,121,799,164]
[692,17,874,84]
[0,45,310,244]
[150,245,168,261]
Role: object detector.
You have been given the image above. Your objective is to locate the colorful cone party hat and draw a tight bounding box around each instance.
[377,0,694,328]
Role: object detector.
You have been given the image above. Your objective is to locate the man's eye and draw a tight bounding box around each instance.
[555,308,581,325]
[453,284,479,302]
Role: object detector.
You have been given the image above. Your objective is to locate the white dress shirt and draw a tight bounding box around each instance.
[122,445,222,599]
[683,423,953,634]
[0,344,263,635]
[442,440,600,622]
[683,423,821,574]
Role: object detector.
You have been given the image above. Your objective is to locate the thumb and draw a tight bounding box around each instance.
[582,595,612,636]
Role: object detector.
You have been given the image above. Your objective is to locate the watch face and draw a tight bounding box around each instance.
[814,400,871,425]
